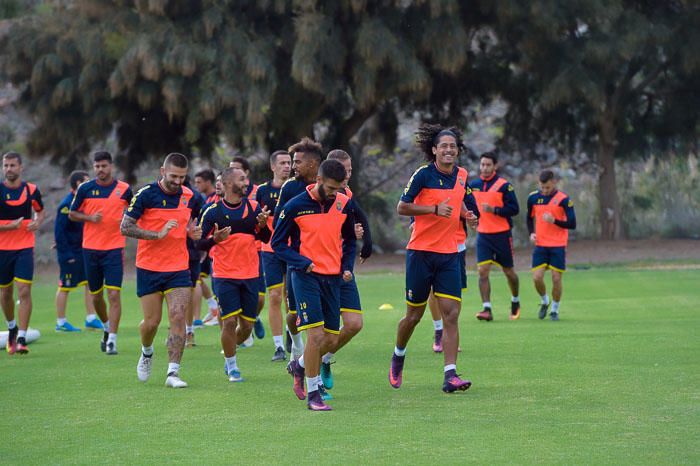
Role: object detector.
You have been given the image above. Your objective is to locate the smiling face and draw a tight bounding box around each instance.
[432,135,458,168]
[160,164,188,193]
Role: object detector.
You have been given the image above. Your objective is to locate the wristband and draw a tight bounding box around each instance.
[434,205,438,215]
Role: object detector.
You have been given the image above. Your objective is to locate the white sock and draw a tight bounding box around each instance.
[243,335,254,346]
[273,335,284,349]
[298,355,305,368]
[552,301,560,313]
[541,294,550,305]
[322,352,333,364]
[186,325,193,334]
[142,345,154,356]
[512,296,520,303]
[225,356,238,372]
[432,319,443,331]
[103,320,110,332]
[57,318,67,326]
[483,301,492,310]
[207,297,218,309]
[108,333,117,344]
[7,319,16,329]
[85,313,97,322]
[18,330,27,339]
[167,363,180,376]
[444,364,457,373]
[394,346,406,357]
[306,376,320,393]
[291,332,304,351]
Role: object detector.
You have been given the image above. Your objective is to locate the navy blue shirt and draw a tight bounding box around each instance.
[526,190,576,234]
[273,177,311,227]
[54,191,83,261]
[469,174,519,229]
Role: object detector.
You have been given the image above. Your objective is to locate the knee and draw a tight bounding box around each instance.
[222,317,237,332]
[17,286,31,300]
[107,290,120,304]
[404,311,423,328]
[343,315,363,335]
[478,268,490,280]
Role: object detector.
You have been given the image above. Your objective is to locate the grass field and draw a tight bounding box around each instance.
[1,267,699,465]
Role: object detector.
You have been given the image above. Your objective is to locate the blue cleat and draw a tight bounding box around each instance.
[85,319,104,330]
[228,369,244,383]
[193,319,204,328]
[321,361,334,390]
[318,384,333,401]
[254,318,265,339]
[56,321,81,332]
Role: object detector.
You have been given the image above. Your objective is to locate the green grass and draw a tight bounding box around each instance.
[1,268,699,465]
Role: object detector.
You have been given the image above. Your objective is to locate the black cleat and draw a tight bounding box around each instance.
[538,303,549,320]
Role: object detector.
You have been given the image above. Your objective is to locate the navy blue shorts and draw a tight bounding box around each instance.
[532,246,566,272]
[262,251,286,289]
[58,253,87,290]
[256,252,266,295]
[199,256,212,278]
[83,248,124,294]
[0,248,33,287]
[136,268,191,298]
[340,277,362,314]
[291,271,341,334]
[458,250,467,290]
[286,267,296,313]
[476,231,514,269]
[188,259,201,287]
[405,250,461,306]
[212,277,258,322]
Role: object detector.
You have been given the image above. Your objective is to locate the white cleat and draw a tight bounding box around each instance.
[137,353,153,382]
[165,374,188,388]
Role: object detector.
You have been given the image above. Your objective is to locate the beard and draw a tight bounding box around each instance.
[317,183,336,203]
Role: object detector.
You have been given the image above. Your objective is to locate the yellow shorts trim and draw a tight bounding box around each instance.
[323,328,340,335]
[340,307,363,314]
[239,314,257,323]
[433,292,462,303]
[266,283,284,290]
[406,299,429,307]
[199,272,210,278]
[162,288,176,295]
[89,286,104,295]
[297,321,324,332]
[258,291,266,297]
[287,310,297,315]
[77,280,88,287]
[549,265,566,273]
[477,259,496,266]
[104,285,121,292]
[58,286,77,292]
[221,309,242,320]
[14,277,32,285]
[461,287,468,292]
[0,281,13,288]
[531,264,548,271]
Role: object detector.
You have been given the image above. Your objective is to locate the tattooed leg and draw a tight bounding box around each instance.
[165,287,191,364]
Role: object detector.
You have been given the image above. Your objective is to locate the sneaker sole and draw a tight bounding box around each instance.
[443,382,472,393]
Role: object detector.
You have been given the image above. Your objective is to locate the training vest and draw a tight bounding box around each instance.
[473,177,510,234]
[0,182,40,250]
[532,191,569,247]
[79,180,131,250]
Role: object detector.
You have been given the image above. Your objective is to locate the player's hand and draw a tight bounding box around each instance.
[8,217,23,230]
[542,212,555,223]
[26,219,40,231]
[158,220,178,239]
[306,263,315,273]
[530,233,537,244]
[90,211,103,223]
[354,223,364,240]
[187,219,202,240]
[342,270,353,282]
[257,206,270,227]
[436,197,452,218]
[212,223,231,243]
[466,210,478,229]
[480,202,494,214]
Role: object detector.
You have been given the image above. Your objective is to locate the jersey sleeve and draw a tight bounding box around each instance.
[555,197,577,230]
[463,186,480,218]
[495,182,519,218]
[195,204,218,251]
[273,183,293,227]
[30,185,44,212]
[53,202,72,257]
[121,186,134,203]
[125,186,149,220]
[271,203,312,271]
[400,167,426,203]
[526,192,537,234]
[340,203,357,273]
[188,193,203,221]
[69,183,87,212]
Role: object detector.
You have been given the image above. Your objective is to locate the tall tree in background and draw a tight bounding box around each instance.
[492,0,700,239]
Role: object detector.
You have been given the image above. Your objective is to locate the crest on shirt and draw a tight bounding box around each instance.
[458,177,465,186]
[162,199,167,206]
[336,201,342,211]
[116,189,121,195]
[181,196,187,205]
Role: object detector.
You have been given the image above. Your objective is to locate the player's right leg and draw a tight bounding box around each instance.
[532,246,551,319]
[263,251,287,361]
[55,256,82,332]
[0,253,17,354]
[476,234,496,320]
[102,248,124,355]
[84,249,110,351]
[136,292,163,382]
[285,267,304,359]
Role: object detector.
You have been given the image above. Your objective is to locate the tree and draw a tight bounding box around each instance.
[491,0,700,239]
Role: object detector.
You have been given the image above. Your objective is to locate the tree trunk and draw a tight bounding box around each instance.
[597,116,623,240]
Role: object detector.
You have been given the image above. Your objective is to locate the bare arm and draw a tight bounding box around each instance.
[397,199,452,218]
[0,218,23,231]
[120,215,176,240]
[68,210,101,223]
[27,209,46,231]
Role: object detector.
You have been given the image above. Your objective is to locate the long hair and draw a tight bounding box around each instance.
[414,124,465,162]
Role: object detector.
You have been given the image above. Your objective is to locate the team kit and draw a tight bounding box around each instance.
[1,125,576,411]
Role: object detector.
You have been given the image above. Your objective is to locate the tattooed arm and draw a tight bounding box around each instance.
[120,215,177,240]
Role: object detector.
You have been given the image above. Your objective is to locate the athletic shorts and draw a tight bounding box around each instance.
[291,271,341,334]
[256,252,266,296]
[136,267,191,298]
[199,256,212,278]
[532,246,566,272]
[286,267,297,314]
[340,277,362,314]
[0,248,33,287]
[212,277,258,322]
[405,250,461,306]
[458,250,467,291]
[83,248,124,294]
[262,251,285,289]
[188,259,201,287]
[58,253,87,290]
[476,231,515,269]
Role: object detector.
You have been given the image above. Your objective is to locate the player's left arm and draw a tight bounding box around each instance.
[27,186,45,231]
[495,183,520,218]
[254,203,272,243]
[340,206,357,276]
[120,189,177,240]
[350,199,373,261]
[555,197,577,230]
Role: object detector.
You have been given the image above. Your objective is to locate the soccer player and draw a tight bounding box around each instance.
[527,169,576,321]
[54,170,98,332]
[470,151,521,321]
[273,159,357,411]
[183,176,203,346]
[121,153,202,388]
[389,124,478,393]
[1,152,45,355]
[198,167,271,382]
[192,169,220,326]
[318,149,373,391]
[256,150,292,361]
[69,151,132,354]
[272,137,323,360]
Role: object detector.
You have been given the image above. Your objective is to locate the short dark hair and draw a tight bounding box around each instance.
[93,151,112,163]
[194,168,216,184]
[270,150,289,164]
[164,152,189,169]
[327,149,350,162]
[319,159,346,183]
[539,169,555,183]
[288,137,323,164]
[69,170,89,190]
[221,166,238,184]
[2,151,22,164]
[231,156,250,172]
[480,151,498,164]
